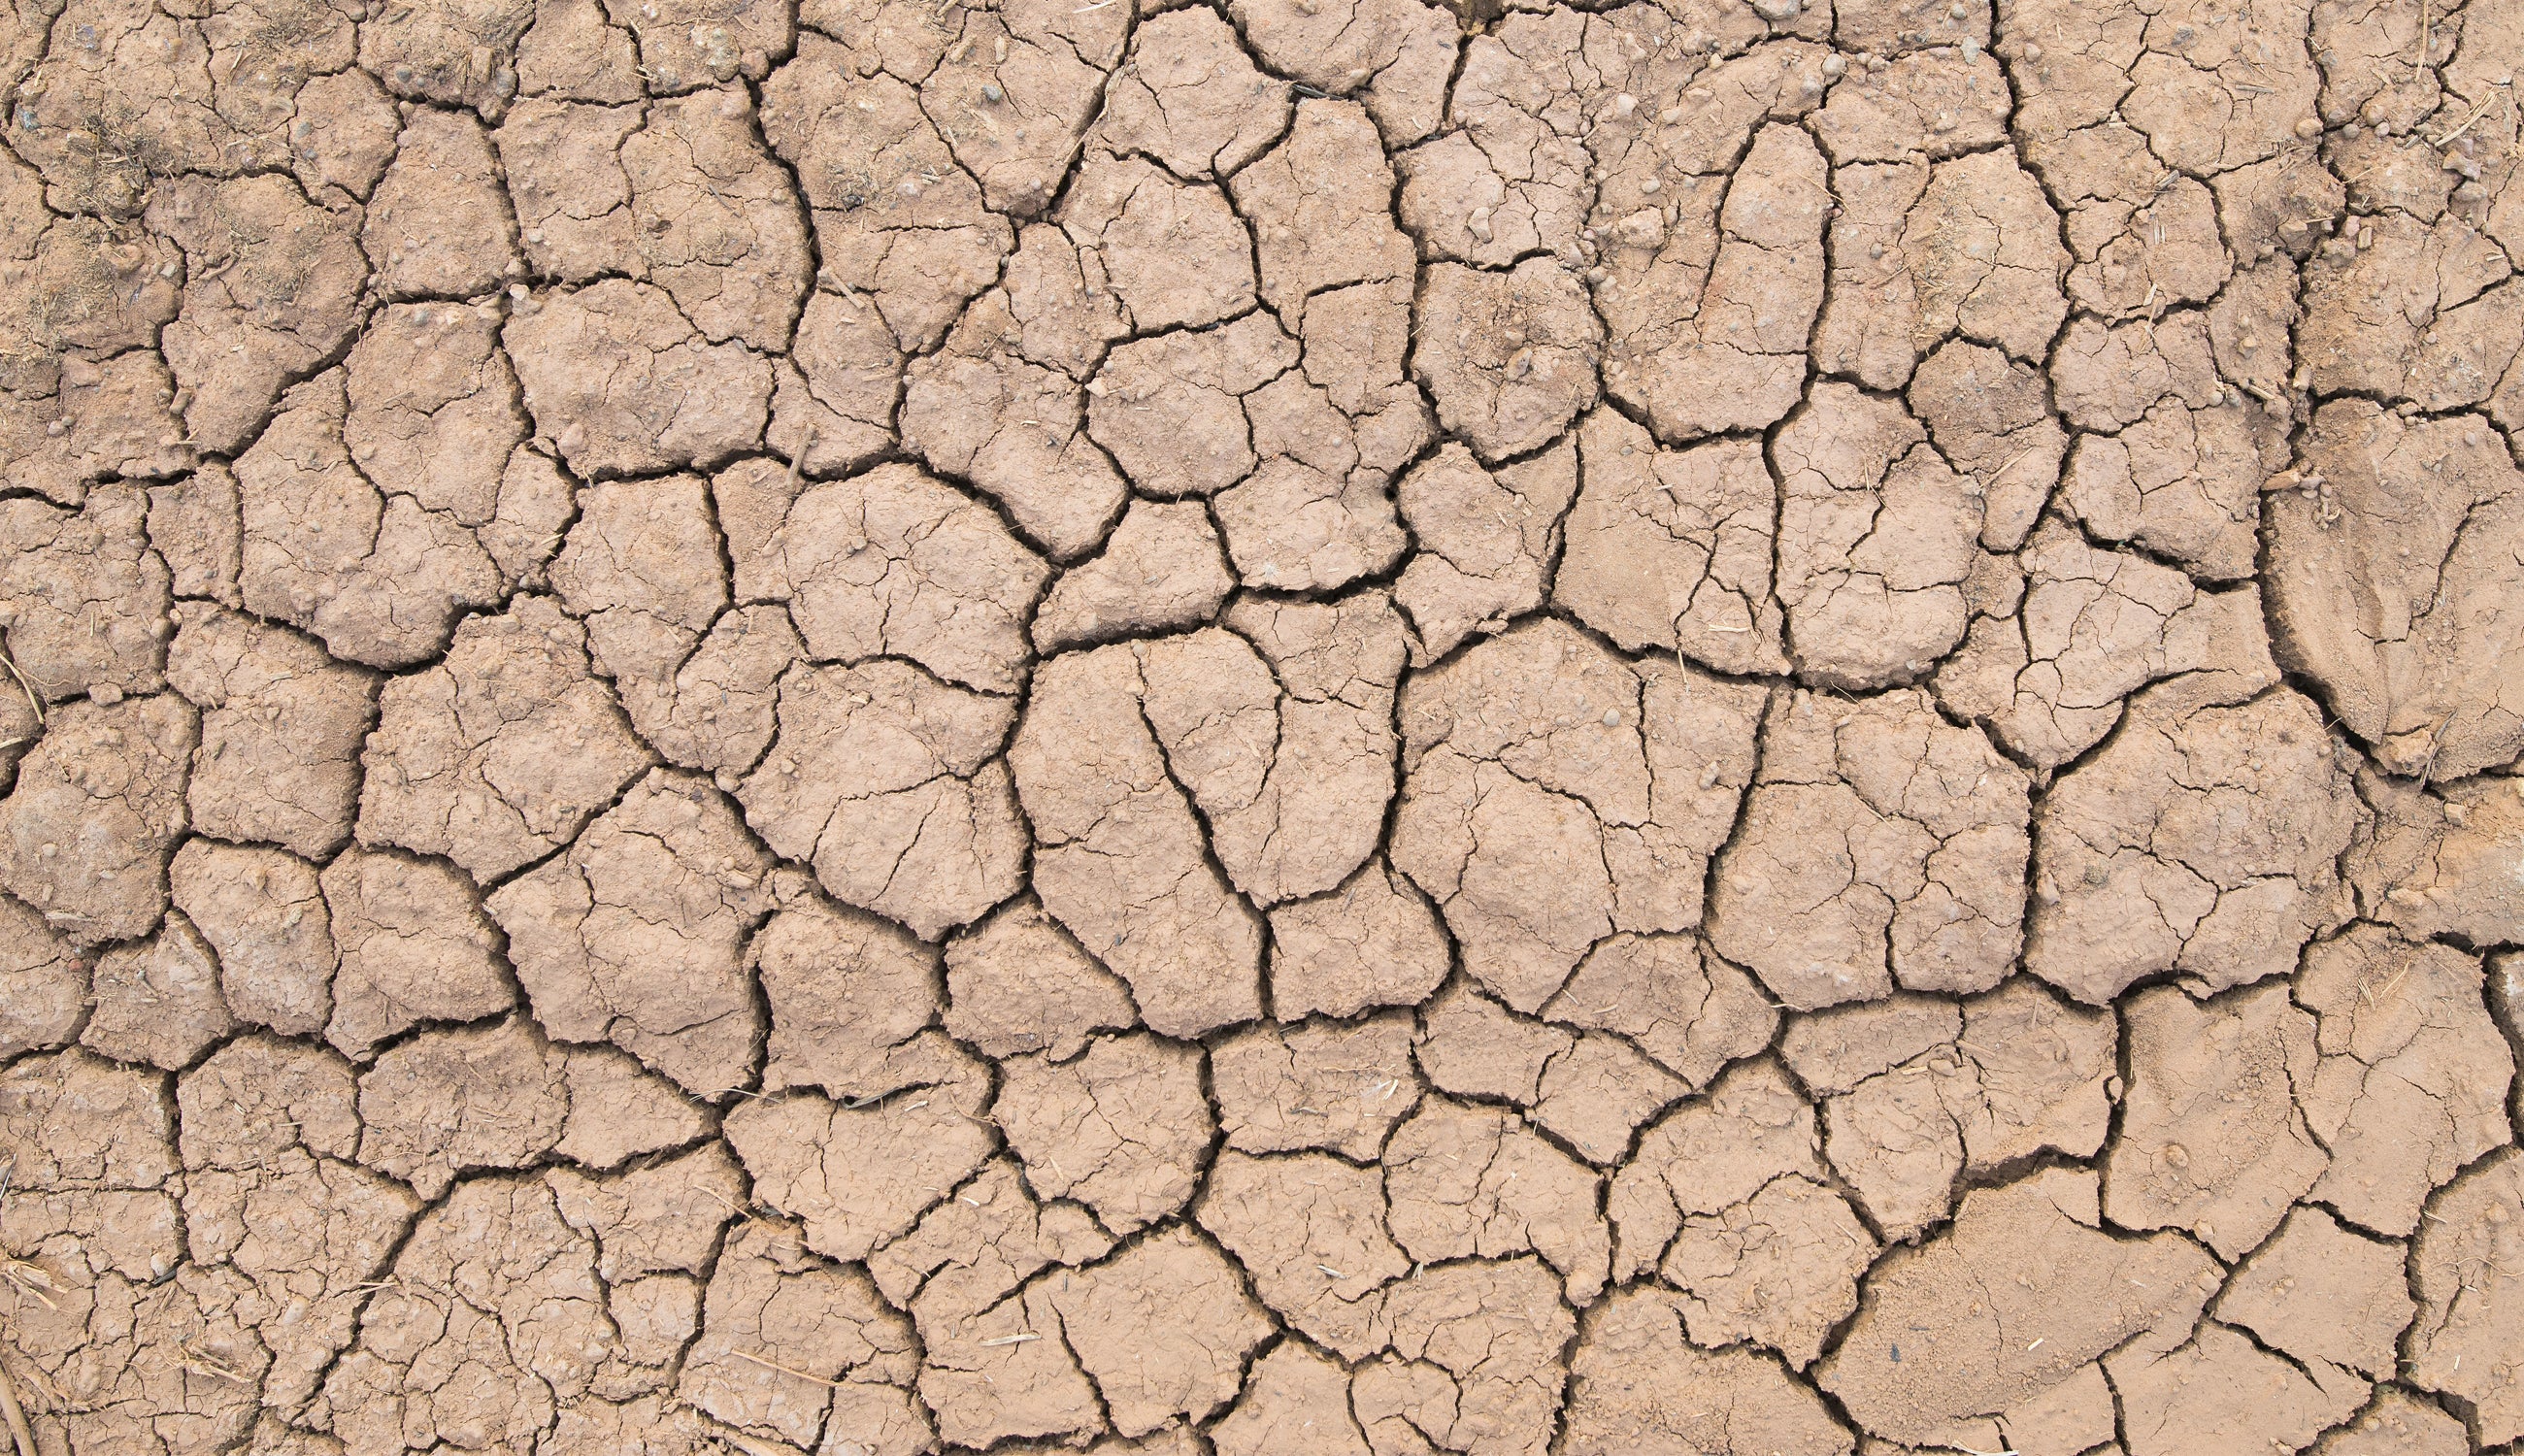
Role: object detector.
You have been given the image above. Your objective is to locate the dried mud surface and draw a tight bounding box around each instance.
[1,0,2523,1451]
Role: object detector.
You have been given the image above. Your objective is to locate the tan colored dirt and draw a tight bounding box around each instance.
[3,0,2523,1452]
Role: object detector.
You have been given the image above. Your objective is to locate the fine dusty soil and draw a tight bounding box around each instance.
[2,0,2524,1452]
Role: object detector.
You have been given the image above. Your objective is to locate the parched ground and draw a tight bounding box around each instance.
[1,0,2523,1451]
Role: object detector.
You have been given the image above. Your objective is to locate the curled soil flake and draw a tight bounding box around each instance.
[717,457,1048,694]
[724,1067,996,1263]
[363,109,517,299]
[490,768,773,1096]
[1383,1096,1612,1304]
[2296,926,2515,1237]
[1009,643,1265,1037]
[1267,858,1451,1020]
[168,604,378,859]
[944,897,1140,1061]
[354,1018,568,1200]
[1213,1012,1421,1160]
[2409,1151,2524,1445]
[508,279,772,477]
[1198,1149,1411,1359]
[319,844,512,1058]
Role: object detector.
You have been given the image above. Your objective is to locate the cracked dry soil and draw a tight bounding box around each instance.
[2,0,2523,1453]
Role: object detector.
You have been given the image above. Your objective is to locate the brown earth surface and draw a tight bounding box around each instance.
[2,0,2523,1451]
